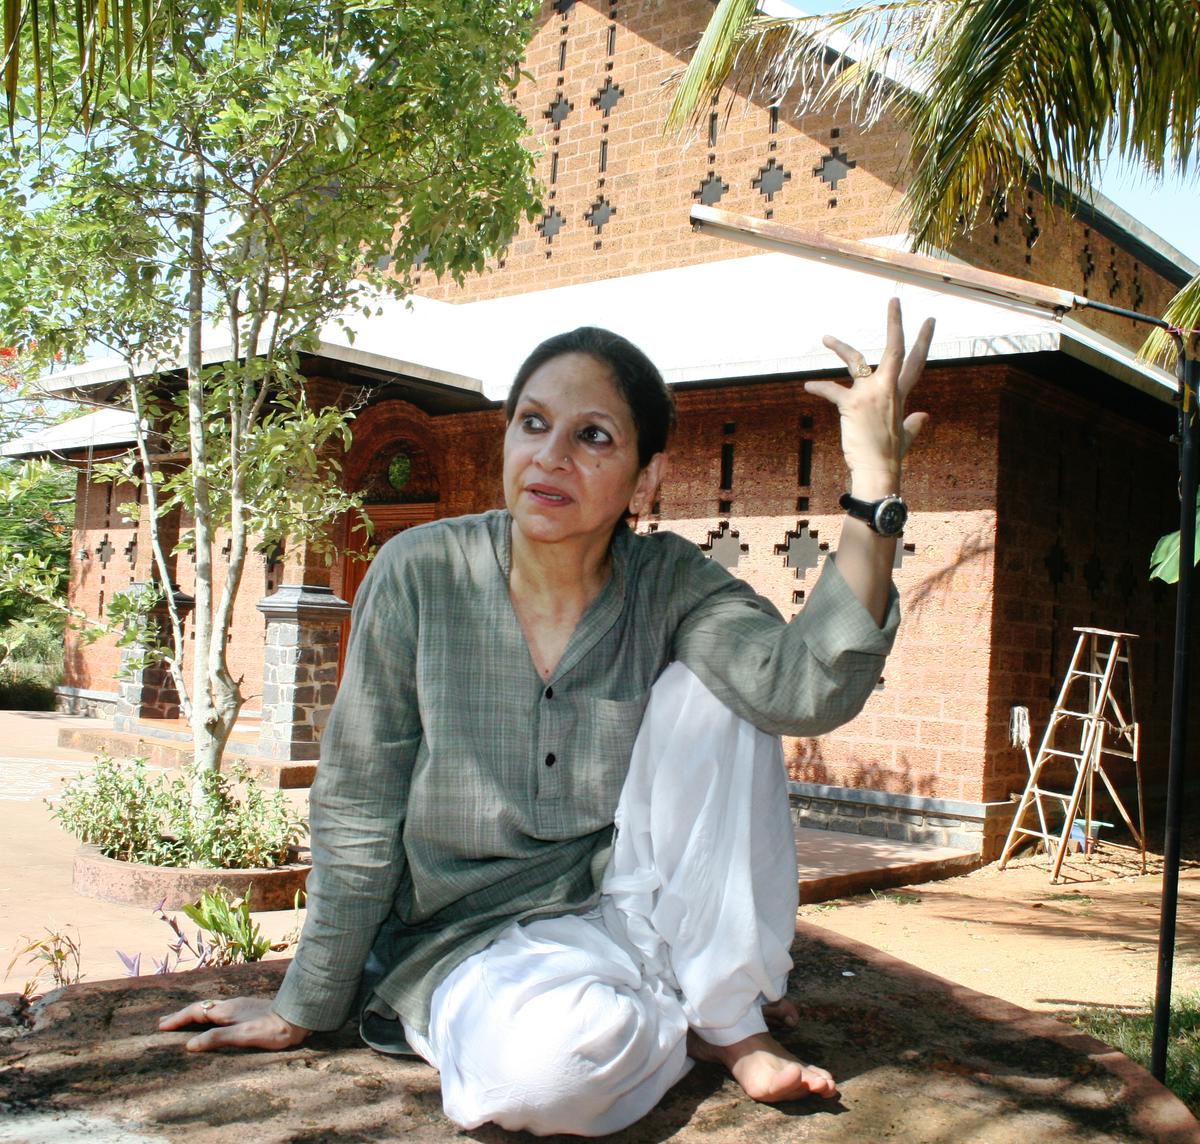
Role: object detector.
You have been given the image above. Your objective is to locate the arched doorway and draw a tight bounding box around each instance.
[340,433,441,673]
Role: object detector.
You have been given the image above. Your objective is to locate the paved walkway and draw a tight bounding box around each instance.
[0,708,975,993]
[0,711,302,991]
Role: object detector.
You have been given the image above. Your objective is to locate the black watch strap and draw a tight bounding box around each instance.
[839,492,908,536]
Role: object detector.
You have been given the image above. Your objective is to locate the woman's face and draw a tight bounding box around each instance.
[503,352,664,552]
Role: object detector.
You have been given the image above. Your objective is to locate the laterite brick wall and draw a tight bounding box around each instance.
[413,1,1181,358]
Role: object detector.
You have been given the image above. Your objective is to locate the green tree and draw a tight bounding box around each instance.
[0,348,75,649]
[0,0,541,796]
[668,0,1199,359]
[669,0,1198,579]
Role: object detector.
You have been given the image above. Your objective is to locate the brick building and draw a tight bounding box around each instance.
[14,0,1196,859]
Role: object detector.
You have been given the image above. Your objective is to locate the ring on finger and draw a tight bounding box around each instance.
[200,999,217,1015]
[849,362,873,379]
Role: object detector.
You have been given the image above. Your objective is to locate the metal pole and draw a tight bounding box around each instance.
[1151,345,1199,1081]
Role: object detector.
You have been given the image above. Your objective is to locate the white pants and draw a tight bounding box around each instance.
[405,663,800,1137]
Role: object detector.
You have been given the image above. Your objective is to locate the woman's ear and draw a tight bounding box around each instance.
[630,453,669,516]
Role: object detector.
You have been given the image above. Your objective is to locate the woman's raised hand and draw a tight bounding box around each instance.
[804,298,934,498]
[157,995,310,1052]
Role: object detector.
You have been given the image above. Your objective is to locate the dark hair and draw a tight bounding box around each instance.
[505,327,676,466]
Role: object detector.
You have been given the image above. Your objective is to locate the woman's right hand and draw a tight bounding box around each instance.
[157,995,311,1052]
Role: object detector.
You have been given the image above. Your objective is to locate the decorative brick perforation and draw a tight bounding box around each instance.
[775,521,828,580]
[720,441,734,490]
[592,77,623,116]
[1044,540,1071,586]
[753,157,791,202]
[694,172,728,206]
[539,206,565,242]
[545,93,572,127]
[701,521,748,570]
[1105,250,1121,298]
[1082,550,1106,597]
[1021,195,1040,263]
[585,197,615,234]
[1079,243,1095,284]
[814,145,856,190]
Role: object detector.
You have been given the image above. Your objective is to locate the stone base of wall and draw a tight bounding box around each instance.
[55,687,118,719]
[789,781,1018,862]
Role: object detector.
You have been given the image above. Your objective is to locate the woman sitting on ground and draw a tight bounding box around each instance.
[161,299,933,1137]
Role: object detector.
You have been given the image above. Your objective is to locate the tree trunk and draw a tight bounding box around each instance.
[182,147,237,804]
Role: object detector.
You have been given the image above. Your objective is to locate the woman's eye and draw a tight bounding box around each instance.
[579,425,613,446]
[520,413,547,432]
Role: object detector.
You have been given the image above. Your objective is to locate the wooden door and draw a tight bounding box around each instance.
[339,503,437,675]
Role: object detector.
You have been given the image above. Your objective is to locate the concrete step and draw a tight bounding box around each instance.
[795,825,979,903]
[56,726,316,789]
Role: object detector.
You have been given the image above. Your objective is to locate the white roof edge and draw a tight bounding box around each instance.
[661,329,1069,386]
[41,335,483,402]
[1077,186,1200,277]
[0,407,140,458]
[310,337,483,393]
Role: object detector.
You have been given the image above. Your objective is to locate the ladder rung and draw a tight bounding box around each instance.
[1042,748,1087,759]
[1013,826,1058,840]
[1056,709,1099,720]
[1029,788,1072,801]
[1068,670,1107,679]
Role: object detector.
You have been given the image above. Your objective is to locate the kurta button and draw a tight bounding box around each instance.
[545,686,554,699]
[545,753,556,767]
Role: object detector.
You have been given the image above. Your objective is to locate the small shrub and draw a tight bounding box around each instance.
[118,887,303,975]
[51,754,307,869]
[6,926,83,998]
[0,618,64,709]
[0,676,57,710]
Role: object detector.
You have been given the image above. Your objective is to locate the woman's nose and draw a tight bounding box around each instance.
[534,431,572,470]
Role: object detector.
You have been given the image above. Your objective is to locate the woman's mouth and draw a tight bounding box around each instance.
[527,484,571,505]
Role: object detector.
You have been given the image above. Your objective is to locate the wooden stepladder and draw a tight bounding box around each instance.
[999,628,1146,883]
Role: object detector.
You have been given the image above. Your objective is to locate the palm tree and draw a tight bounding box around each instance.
[667,0,1199,364]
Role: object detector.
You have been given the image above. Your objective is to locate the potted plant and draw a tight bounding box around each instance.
[53,755,309,910]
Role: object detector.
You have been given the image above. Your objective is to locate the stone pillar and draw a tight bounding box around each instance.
[256,585,351,761]
[114,583,195,732]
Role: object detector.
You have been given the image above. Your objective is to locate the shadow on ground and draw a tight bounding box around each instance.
[2,926,1197,1144]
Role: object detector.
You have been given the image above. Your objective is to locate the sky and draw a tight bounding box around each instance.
[781,0,1199,265]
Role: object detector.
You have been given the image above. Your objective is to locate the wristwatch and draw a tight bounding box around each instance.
[839,492,908,536]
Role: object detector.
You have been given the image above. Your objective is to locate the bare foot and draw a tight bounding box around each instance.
[687,1029,838,1103]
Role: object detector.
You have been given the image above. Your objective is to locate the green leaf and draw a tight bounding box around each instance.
[1150,490,1200,584]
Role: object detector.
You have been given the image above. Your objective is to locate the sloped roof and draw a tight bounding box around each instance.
[1,406,141,460]
[6,242,1177,458]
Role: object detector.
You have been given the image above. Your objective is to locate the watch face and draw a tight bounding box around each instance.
[875,499,908,536]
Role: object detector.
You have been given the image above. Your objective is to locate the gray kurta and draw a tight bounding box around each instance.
[272,510,899,1036]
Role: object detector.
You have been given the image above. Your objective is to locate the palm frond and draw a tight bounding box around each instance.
[672,0,1199,294]
[902,0,1200,247]
[665,0,757,133]
[1141,274,1200,367]
[668,0,937,134]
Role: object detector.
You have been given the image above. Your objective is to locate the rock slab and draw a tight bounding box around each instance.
[1,925,1197,1143]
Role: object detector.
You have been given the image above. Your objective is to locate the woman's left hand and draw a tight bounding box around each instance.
[804,298,934,497]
